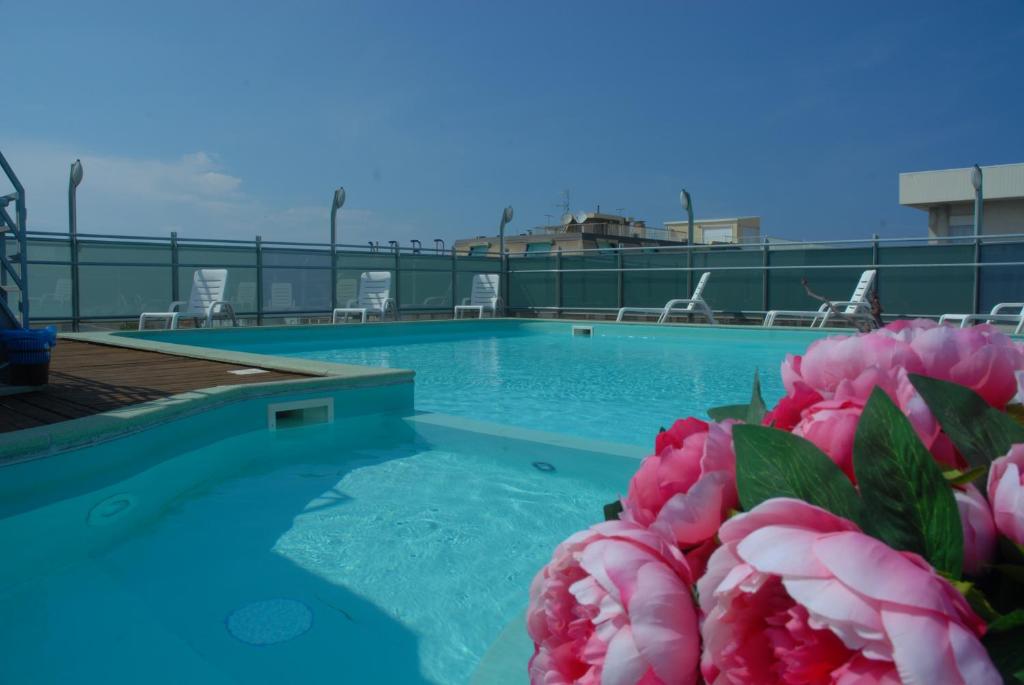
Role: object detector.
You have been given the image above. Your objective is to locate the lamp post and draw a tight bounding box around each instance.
[971,165,983,238]
[680,188,696,297]
[679,188,694,243]
[499,206,513,316]
[68,159,83,330]
[330,187,345,311]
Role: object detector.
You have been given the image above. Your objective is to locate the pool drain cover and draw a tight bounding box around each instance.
[532,461,556,472]
[226,599,313,645]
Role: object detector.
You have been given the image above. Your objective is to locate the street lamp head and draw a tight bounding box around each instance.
[679,189,691,212]
[332,187,346,210]
[70,159,84,188]
[502,206,514,225]
[971,165,983,192]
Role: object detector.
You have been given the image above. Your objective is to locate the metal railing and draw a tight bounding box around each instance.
[504,233,1024,320]
[0,151,29,328]
[23,231,501,329]
[20,229,1024,328]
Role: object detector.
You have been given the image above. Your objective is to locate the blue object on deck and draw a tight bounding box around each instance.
[0,325,57,364]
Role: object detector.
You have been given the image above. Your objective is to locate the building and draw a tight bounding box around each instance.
[662,216,761,244]
[453,212,684,256]
[899,163,1024,238]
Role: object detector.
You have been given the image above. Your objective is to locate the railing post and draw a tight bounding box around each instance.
[170,231,180,302]
[255,235,263,326]
[450,247,457,315]
[973,235,981,315]
[393,244,401,320]
[762,237,770,312]
[616,248,624,310]
[555,247,563,318]
[871,233,879,304]
[70,231,81,331]
[686,245,694,300]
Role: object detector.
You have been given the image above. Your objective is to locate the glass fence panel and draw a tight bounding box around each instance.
[26,237,71,261]
[176,267,258,314]
[336,252,396,271]
[178,245,257,267]
[979,242,1024,313]
[399,254,451,272]
[561,255,617,309]
[693,248,764,311]
[508,256,556,308]
[262,267,330,312]
[621,252,688,307]
[263,248,329,268]
[78,241,171,265]
[26,264,73,320]
[878,244,973,316]
[767,247,872,311]
[456,255,501,272]
[399,269,451,309]
[79,265,171,317]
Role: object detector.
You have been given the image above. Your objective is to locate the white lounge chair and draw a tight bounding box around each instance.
[616,271,716,324]
[332,271,395,323]
[454,274,501,318]
[138,269,237,330]
[939,303,1024,335]
[763,269,876,328]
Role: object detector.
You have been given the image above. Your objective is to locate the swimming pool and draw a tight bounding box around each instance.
[2,320,826,683]
[123,320,826,448]
[0,387,635,684]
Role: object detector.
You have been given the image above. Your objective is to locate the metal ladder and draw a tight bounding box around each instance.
[0,149,28,329]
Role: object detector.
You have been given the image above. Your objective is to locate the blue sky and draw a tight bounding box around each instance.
[4,0,1023,245]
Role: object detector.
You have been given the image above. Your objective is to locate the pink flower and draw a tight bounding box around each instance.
[767,319,1024,473]
[697,498,999,684]
[621,418,737,576]
[988,444,1024,546]
[955,484,997,575]
[526,520,700,685]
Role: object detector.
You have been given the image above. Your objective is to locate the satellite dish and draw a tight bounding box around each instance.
[575,212,588,224]
[560,212,574,225]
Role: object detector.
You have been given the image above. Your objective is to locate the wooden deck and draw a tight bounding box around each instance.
[0,340,309,434]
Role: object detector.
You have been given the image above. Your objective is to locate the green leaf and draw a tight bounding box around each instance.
[853,388,963,577]
[909,374,1024,468]
[943,466,987,485]
[603,500,623,521]
[746,370,767,424]
[990,609,1024,633]
[707,404,749,422]
[984,626,1024,683]
[733,424,863,525]
[1007,403,1024,429]
[951,580,1001,623]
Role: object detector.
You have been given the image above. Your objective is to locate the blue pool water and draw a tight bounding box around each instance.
[269,323,819,448]
[1,321,828,683]
[0,415,635,684]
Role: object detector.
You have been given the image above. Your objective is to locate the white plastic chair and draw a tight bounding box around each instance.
[454,274,501,318]
[616,271,716,325]
[939,303,1024,335]
[763,269,876,328]
[138,269,236,330]
[332,272,395,323]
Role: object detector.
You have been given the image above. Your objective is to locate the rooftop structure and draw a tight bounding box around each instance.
[453,211,683,256]
[899,163,1024,238]
[663,216,761,244]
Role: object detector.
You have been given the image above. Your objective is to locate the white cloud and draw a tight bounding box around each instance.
[0,142,410,245]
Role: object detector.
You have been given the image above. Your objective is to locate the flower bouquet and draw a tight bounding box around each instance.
[527,320,1024,684]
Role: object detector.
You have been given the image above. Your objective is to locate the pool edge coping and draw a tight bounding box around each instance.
[1,330,416,464]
